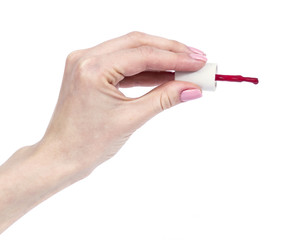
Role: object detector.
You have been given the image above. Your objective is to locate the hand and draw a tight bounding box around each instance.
[0,32,206,233]
[41,31,206,177]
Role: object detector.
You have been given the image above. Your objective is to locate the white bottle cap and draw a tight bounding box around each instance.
[175,63,217,91]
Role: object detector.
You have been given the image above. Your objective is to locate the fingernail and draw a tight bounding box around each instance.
[180,89,202,102]
[189,53,208,62]
[188,46,206,56]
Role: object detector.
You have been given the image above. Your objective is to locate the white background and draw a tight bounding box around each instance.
[1,0,303,239]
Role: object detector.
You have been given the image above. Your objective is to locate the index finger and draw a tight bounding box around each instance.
[102,46,206,86]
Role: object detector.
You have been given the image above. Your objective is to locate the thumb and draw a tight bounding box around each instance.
[131,81,202,125]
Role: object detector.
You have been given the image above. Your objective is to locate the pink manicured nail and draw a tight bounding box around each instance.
[180,89,202,102]
[189,53,208,62]
[188,46,206,56]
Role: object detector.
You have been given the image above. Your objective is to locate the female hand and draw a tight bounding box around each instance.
[0,32,206,233]
[41,31,206,177]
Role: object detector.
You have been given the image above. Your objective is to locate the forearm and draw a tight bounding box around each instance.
[0,143,81,233]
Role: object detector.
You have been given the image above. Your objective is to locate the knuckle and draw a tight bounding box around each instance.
[170,39,185,50]
[74,57,95,79]
[127,31,145,38]
[126,31,146,43]
[159,92,173,111]
[138,45,154,57]
[66,50,84,65]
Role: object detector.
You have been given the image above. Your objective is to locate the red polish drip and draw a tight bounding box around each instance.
[215,74,259,84]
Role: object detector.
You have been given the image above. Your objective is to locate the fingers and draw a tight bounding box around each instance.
[119,71,174,88]
[103,46,206,85]
[126,80,202,127]
[92,31,195,55]
[71,32,207,92]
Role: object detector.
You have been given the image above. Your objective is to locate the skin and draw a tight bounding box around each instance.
[0,32,206,233]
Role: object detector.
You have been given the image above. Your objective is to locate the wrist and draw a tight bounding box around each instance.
[1,142,82,205]
[28,139,92,186]
[0,142,89,233]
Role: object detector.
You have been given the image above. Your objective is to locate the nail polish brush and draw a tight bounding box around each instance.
[175,63,259,91]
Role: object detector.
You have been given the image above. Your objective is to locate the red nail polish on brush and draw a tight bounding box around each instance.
[175,63,259,91]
